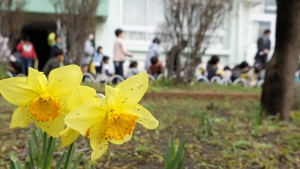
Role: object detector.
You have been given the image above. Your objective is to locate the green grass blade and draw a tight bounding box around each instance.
[28,139,35,168]
[72,152,84,169]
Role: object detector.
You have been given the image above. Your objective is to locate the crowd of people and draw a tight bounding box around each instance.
[5,28,273,85]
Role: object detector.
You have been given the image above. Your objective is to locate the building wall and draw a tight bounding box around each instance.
[94,0,236,74]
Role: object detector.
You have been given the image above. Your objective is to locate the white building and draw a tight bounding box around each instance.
[95,0,277,71]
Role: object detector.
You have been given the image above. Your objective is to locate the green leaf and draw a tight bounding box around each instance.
[9,154,22,169]
[42,136,55,169]
[25,156,32,169]
[28,139,35,168]
[64,143,77,169]
[55,152,67,169]
[72,152,84,169]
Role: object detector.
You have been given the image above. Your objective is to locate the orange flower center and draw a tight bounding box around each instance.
[30,94,61,122]
[105,111,138,140]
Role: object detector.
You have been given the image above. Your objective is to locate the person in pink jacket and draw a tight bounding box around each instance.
[16,36,37,75]
[113,29,132,79]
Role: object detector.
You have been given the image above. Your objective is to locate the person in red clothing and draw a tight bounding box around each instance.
[16,36,37,75]
[149,56,164,78]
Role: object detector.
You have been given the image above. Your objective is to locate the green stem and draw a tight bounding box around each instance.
[42,132,48,165]
[42,136,54,169]
[63,143,74,169]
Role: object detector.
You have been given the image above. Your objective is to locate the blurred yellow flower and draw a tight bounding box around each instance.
[63,72,159,160]
[0,65,83,138]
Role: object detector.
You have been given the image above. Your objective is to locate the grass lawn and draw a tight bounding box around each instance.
[84,81,261,95]
[1,95,300,168]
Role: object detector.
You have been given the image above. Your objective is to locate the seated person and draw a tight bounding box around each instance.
[42,49,64,76]
[223,66,232,80]
[126,61,140,78]
[231,61,250,81]
[102,56,113,77]
[194,57,205,81]
[7,55,22,76]
[207,56,223,80]
[149,56,163,78]
[207,55,219,72]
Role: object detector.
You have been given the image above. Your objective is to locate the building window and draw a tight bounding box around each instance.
[122,0,164,27]
[121,0,226,48]
[122,0,147,25]
[264,0,276,14]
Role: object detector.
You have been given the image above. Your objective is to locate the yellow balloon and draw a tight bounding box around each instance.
[48,32,56,47]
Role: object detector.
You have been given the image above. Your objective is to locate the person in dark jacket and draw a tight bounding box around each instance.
[207,55,223,80]
[49,35,62,58]
[231,61,250,81]
[166,40,188,76]
[207,55,220,72]
[255,30,271,68]
[43,49,64,76]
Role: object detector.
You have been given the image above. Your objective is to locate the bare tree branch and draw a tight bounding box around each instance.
[0,0,27,49]
[49,0,100,65]
[159,0,232,83]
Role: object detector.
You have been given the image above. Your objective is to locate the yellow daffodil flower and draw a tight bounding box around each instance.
[63,72,159,160]
[0,65,83,138]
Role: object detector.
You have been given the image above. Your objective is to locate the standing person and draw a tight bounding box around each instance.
[113,29,132,79]
[16,36,37,75]
[42,49,64,76]
[49,34,63,58]
[94,46,104,74]
[166,40,188,77]
[145,37,161,72]
[82,33,95,73]
[255,30,271,68]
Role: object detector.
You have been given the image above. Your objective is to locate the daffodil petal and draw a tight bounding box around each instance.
[125,104,159,129]
[91,144,108,161]
[0,77,38,106]
[105,86,119,106]
[67,86,97,110]
[64,98,104,136]
[115,72,148,107]
[10,104,32,128]
[90,122,108,160]
[52,92,72,116]
[27,68,48,93]
[108,135,132,145]
[60,127,80,147]
[34,115,65,138]
[47,65,83,96]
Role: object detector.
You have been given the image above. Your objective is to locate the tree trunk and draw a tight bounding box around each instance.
[261,0,300,120]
